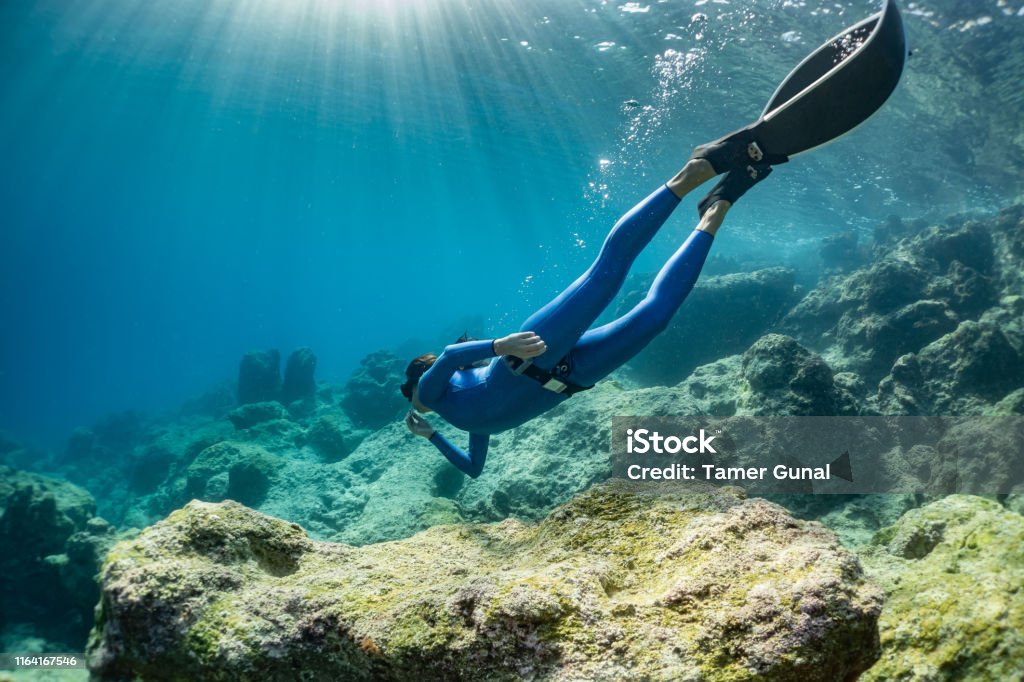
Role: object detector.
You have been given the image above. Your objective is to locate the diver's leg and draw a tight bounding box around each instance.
[518,160,715,371]
[566,201,729,386]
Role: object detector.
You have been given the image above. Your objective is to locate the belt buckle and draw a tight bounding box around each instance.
[542,378,567,393]
[508,356,533,375]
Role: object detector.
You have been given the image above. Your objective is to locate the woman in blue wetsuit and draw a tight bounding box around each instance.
[402,138,783,477]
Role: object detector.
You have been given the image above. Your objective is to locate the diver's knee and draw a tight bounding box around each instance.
[644,309,673,338]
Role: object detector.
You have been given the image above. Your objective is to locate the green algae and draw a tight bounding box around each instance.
[861,495,1024,681]
[87,481,881,680]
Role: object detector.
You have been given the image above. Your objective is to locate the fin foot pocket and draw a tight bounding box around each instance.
[692,129,789,175]
[697,162,774,217]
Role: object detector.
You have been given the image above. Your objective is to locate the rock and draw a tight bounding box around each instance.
[738,334,858,416]
[126,441,177,494]
[780,216,1014,387]
[55,414,233,528]
[780,495,920,549]
[0,431,48,471]
[87,481,882,681]
[860,496,1024,680]
[858,259,930,314]
[992,387,1024,415]
[993,206,1024,295]
[340,351,408,429]
[304,413,368,462]
[91,410,148,452]
[876,319,1024,415]
[227,401,287,430]
[281,347,318,404]
[0,466,117,648]
[184,442,281,508]
[819,230,867,273]
[870,215,922,251]
[926,259,995,318]
[917,219,993,274]
[619,267,800,386]
[237,349,281,405]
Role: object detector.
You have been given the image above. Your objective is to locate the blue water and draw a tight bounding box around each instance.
[1,0,1021,448]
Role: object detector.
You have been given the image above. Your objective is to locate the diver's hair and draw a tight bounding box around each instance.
[400,353,437,401]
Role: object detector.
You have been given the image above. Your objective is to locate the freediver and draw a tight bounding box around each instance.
[401,137,786,477]
[398,0,908,477]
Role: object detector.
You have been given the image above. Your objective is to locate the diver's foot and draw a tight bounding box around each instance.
[690,131,766,175]
[667,158,717,198]
[697,161,773,217]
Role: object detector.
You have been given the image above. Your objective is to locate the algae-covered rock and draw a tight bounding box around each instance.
[303,412,369,462]
[0,466,118,648]
[87,480,882,681]
[781,215,1017,388]
[227,401,287,430]
[737,334,858,416]
[184,441,281,507]
[860,495,1024,681]
[876,318,1024,415]
[340,350,408,429]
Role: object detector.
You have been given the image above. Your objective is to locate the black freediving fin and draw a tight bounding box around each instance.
[710,0,908,163]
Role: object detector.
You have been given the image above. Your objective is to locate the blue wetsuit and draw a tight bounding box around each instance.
[418,184,713,477]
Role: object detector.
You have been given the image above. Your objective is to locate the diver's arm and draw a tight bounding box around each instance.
[428,431,490,478]
[416,332,548,405]
[416,339,497,405]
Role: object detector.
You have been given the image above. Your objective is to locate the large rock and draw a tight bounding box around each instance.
[0,465,118,648]
[875,316,1024,415]
[737,334,858,416]
[227,401,287,430]
[619,267,800,386]
[237,349,281,405]
[183,441,282,508]
[340,350,408,429]
[860,496,1024,681]
[781,217,1012,385]
[55,411,233,527]
[87,481,882,681]
[281,347,318,405]
[302,412,370,462]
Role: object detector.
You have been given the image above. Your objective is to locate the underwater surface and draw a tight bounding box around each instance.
[1,0,1023,679]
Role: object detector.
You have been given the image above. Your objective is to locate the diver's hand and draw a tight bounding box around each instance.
[405,410,435,438]
[494,332,547,359]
